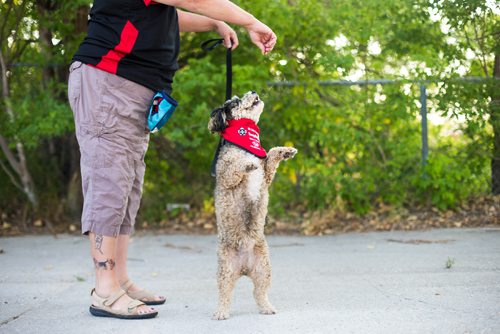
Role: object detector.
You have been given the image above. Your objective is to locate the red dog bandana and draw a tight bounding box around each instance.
[221,118,267,158]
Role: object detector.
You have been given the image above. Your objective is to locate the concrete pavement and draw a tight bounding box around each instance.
[1,228,499,333]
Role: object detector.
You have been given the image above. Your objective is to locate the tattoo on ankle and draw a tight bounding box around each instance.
[95,234,104,255]
[93,258,116,270]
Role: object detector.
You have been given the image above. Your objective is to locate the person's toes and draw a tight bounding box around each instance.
[139,306,155,314]
[144,295,164,302]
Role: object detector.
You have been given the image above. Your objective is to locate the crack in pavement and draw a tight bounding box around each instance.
[0,282,80,329]
[0,309,30,327]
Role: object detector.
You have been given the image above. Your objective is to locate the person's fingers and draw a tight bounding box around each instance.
[262,32,272,44]
[245,22,268,53]
[231,31,239,50]
[248,32,264,54]
[255,30,276,55]
[247,26,277,54]
[223,34,231,49]
[269,33,277,46]
[260,33,276,54]
[257,43,267,55]
[263,33,277,49]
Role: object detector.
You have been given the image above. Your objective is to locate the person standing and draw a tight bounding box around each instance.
[68,0,277,319]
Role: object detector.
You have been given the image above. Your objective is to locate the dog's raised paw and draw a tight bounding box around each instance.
[280,147,297,160]
[212,310,230,320]
[268,147,298,161]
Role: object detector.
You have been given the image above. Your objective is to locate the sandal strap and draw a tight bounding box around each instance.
[121,280,159,301]
[102,289,127,307]
[120,279,134,292]
[127,288,157,301]
[127,299,145,312]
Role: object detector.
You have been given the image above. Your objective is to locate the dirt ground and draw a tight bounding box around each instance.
[1,195,498,237]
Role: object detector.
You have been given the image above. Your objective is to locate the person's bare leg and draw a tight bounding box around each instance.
[90,233,156,314]
[115,234,166,303]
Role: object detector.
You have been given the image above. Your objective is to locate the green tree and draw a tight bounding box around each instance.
[0,0,496,230]
[430,0,500,194]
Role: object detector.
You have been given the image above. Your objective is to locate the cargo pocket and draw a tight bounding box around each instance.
[79,126,114,169]
[81,154,114,169]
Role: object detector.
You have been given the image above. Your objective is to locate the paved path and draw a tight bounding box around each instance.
[0,228,499,334]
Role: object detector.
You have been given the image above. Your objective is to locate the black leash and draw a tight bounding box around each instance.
[201,38,232,100]
[201,38,233,177]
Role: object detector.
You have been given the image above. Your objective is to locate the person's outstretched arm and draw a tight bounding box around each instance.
[177,10,239,50]
[157,0,277,54]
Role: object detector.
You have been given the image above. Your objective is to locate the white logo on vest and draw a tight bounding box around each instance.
[238,127,247,136]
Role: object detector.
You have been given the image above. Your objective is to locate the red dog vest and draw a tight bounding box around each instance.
[221,118,267,158]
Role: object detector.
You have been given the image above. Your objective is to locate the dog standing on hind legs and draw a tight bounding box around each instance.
[208,91,297,320]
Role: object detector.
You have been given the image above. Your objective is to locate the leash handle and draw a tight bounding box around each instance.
[201,38,233,101]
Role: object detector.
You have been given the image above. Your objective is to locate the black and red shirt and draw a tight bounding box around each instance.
[73,0,180,93]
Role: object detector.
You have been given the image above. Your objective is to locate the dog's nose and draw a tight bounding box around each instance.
[251,91,256,94]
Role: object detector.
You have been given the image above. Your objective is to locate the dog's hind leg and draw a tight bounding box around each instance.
[249,242,277,315]
[213,252,240,320]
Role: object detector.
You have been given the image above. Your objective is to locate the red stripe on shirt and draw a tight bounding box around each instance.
[143,0,160,5]
[95,21,139,74]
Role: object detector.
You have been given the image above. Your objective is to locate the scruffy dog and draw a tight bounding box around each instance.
[208,91,297,320]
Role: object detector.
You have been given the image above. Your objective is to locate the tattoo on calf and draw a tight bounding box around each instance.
[93,258,116,270]
[95,234,104,255]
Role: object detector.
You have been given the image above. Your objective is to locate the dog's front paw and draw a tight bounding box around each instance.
[270,147,297,161]
[212,310,230,320]
[259,304,277,315]
[281,147,297,160]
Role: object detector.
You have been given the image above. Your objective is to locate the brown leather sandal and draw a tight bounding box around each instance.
[120,280,166,306]
[89,288,158,319]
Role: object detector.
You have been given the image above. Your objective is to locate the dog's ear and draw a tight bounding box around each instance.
[208,97,239,133]
[225,96,240,110]
[208,106,229,133]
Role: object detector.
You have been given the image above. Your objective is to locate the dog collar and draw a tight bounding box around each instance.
[221,118,267,158]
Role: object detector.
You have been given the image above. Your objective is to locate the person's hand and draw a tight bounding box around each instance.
[244,20,277,55]
[214,21,239,50]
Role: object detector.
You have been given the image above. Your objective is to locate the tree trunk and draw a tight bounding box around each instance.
[31,3,90,222]
[0,50,38,207]
[491,53,500,194]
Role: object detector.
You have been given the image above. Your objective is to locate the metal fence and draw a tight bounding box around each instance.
[268,76,496,167]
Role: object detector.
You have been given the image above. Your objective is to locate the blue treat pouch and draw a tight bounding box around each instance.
[147,91,178,133]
